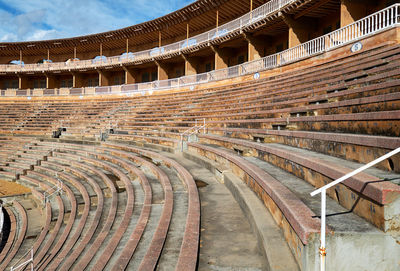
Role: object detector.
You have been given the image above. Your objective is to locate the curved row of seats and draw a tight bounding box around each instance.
[0,43,397,138]
[0,137,200,270]
[0,40,399,270]
[103,42,400,269]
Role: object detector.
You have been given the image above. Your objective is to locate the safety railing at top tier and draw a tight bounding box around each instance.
[0,3,399,97]
[0,0,298,73]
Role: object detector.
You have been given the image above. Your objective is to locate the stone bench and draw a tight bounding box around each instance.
[199,134,400,232]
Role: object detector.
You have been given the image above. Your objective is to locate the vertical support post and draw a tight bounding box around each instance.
[216,9,219,31]
[203,118,206,133]
[19,50,22,65]
[186,23,189,46]
[320,189,326,271]
[250,0,253,20]
[74,46,77,59]
[159,31,162,47]
[47,49,50,61]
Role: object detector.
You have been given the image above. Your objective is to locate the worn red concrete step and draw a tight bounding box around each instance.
[101,142,200,271]
[188,141,321,245]
[0,206,17,263]
[0,201,27,270]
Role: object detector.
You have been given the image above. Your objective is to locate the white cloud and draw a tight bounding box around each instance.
[0,33,17,42]
[0,0,195,42]
[27,29,59,41]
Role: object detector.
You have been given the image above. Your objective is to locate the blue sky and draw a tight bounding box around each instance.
[0,0,195,42]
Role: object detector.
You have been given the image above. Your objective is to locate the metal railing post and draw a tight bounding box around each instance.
[311,147,400,271]
[320,189,326,271]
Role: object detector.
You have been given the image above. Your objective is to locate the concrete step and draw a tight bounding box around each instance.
[198,135,400,233]
[124,165,164,270]
[152,163,188,270]
[166,151,274,271]
[244,155,400,271]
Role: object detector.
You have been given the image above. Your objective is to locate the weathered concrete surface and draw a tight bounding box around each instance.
[183,151,299,271]
[246,155,400,271]
[165,152,267,271]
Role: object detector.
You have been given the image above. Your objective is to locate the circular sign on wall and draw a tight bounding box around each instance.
[350,42,363,53]
[253,72,260,80]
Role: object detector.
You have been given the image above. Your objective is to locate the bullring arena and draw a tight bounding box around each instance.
[0,0,399,270]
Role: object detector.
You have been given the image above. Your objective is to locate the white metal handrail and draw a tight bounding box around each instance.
[310,147,400,271]
[1,4,399,97]
[43,178,63,205]
[10,247,34,271]
[180,118,206,151]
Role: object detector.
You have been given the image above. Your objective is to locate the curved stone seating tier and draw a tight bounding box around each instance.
[25,170,77,270]
[34,165,91,271]
[103,44,400,112]
[0,206,17,263]
[48,149,136,270]
[18,174,65,268]
[52,146,164,270]
[196,134,400,231]
[39,159,104,269]
[0,140,120,270]
[108,128,400,173]
[45,142,174,270]
[0,201,27,270]
[106,59,400,119]
[0,43,398,140]
[105,148,173,271]
[0,35,399,270]
[3,182,51,269]
[116,76,400,121]
[101,142,200,270]
[14,139,200,270]
[108,130,400,228]
[44,156,114,271]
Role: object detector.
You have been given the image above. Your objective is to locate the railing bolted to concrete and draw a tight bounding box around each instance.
[180,118,206,151]
[310,147,400,271]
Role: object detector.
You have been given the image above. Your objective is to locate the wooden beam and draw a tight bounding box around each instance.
[294,0,331,19]
[216,9,219,29]
[186,23,190,41]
